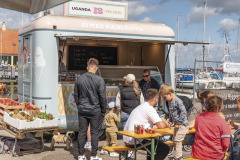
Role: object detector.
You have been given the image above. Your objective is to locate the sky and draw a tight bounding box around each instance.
[0,0,240,68]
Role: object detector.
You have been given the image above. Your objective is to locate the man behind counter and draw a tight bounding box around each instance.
[58,50,67,73]
[139,69,160,99]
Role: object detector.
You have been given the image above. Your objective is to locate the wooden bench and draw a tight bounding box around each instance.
[164,140,189,147]
[183,150,229,160]
[103,145,134,160]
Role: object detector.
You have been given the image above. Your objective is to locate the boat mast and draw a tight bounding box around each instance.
[223,32,226,63]
[237,18,240,61]
[202,1,207,72]
[176,15,179,69]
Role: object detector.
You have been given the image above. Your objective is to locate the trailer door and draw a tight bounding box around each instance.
[18,35,33,102]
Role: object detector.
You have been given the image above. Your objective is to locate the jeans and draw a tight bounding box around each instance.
[121,112,129,127]
[78,112,104,156]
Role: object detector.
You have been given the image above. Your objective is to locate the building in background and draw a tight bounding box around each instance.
[0,22,18,66]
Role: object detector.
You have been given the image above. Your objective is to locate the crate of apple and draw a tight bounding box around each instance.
[0,98,23,110]
[0,98,21,106]
[24,102,37,111]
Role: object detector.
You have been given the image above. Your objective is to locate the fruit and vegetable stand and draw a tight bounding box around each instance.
[0,98,58,156]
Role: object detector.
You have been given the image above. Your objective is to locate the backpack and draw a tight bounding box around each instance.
[166,95,193,119]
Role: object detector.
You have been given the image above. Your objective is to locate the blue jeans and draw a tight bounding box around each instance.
[121,112,129,127]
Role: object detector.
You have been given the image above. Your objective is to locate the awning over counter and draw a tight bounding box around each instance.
[55,34,211,45]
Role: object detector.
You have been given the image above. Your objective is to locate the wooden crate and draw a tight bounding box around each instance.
[2,121,58,139]
[0,98,24,120]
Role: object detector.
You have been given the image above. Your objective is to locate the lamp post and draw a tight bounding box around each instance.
[1,22,6,66]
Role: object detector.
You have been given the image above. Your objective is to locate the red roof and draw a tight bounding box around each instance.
[0,29,18,55]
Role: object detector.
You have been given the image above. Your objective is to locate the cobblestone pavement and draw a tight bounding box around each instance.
[0,128,192,160]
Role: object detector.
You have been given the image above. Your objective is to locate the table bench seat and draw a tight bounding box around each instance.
[103,146,134,160]
[103,145,134,152]
[164,140,189,147]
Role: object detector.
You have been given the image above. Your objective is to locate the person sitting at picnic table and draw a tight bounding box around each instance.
[191,96,231,160]
[116,73,144,127]
[123,88,170,160]
[188,90,214,123]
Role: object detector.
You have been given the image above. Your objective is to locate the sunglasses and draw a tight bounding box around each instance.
[142,75,150,78]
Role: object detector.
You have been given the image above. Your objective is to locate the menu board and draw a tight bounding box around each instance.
[68,45,117,70]
[203,88,240,123]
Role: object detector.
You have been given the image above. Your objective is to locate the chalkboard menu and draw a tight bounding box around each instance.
[203,88,240,123]
[68,45,117,70]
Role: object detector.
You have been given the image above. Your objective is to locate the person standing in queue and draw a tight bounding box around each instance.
[74,58,106,160]
[116,74,144,127]
[58,50,67,73]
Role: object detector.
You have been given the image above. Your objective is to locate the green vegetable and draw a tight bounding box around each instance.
[38,112,52,120]
[9,113,13,117]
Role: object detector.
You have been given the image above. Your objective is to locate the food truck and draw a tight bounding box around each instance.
[17,0,176,133]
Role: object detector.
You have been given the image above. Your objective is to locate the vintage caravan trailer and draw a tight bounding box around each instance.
[18,13,176,132]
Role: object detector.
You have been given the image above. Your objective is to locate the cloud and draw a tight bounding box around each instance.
[140,17,155,23]
[186,6,219,25]
[218,19,238,34]
[190,0,240,15]
[127,1,157,19]
[0,8,35,29]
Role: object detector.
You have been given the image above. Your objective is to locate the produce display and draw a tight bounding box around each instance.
[38,112,54,120]
[2,99,58,129]
[24,102,37,110]
[0,98,21,106]
[0,98,23,120]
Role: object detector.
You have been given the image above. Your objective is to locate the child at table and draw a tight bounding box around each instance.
[101,102,121,157]
[228,96,240,129]
[160,84,189,160]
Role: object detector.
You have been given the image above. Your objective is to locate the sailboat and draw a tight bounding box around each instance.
[176,1,228,91]
[221,32,240,87]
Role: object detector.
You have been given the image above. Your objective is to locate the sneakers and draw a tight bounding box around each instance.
[110,152,119,157]
[84,141,92,149]
[100,149,108,155]
[168,156,183,160]
[78,155,86,160]
[90,156,102,160]
[128,151,133,158]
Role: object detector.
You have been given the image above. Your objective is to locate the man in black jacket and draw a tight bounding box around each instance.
[74,58,106,160]
[139,69,160,99]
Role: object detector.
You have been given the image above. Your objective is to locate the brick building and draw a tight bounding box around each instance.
[0,22,18,66]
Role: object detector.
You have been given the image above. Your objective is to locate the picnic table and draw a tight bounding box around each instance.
[118,127,196,160]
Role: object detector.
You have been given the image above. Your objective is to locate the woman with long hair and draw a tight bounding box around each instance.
[115,74,144,127]
[191,96,231,160]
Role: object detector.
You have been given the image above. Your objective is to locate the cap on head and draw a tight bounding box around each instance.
[124,74,135,83]
[108,102,116,109]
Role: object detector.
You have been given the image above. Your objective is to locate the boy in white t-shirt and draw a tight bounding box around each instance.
[124,88,169,160]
